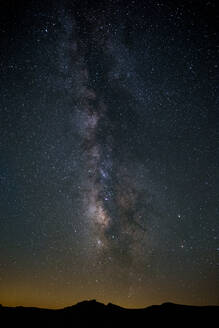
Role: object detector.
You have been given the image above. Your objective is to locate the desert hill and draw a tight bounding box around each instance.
[0,300,218,327]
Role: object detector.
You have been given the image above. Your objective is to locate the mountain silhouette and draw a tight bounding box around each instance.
[0,300,218,327]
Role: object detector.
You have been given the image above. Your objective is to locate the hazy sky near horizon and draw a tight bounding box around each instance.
[0,0,219,308]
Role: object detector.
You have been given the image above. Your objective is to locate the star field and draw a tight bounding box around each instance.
[0,0,219,308]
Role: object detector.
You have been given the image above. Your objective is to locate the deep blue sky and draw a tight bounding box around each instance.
[0,0,219,308]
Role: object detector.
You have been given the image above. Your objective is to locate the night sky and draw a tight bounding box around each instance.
[0,0,219,309]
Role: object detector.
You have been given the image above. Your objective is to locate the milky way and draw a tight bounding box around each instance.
[70,12,163,266]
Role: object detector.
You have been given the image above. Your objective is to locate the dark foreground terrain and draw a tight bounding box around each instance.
[0,300,218,327]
